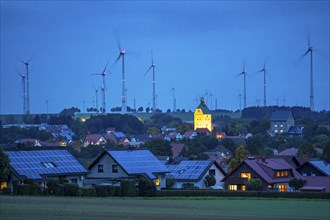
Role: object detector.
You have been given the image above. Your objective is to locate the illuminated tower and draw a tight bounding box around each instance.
[194,98,213,132]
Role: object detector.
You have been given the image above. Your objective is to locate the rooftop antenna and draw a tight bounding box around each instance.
[144,51,157,113]
[238,64,247,109]
[92,59,109,114]
[172,87,176,112]
[259,61,268,107]
[301,34,315,111]
[17,72,26,114]
[21,57,32,114]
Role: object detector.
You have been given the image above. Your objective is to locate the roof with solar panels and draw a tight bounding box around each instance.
[5,148,88,180]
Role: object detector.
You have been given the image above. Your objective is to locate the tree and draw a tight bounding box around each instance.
[245,134,265,155]
[235,145,250,163]
[146,127,161,135]
[142,139,173,156]
[289,178,305,191]
[228,158,239,172]
[0,148,10,184]
[33,115,41,124]
[246,178,262,191]
[204,174,216,188]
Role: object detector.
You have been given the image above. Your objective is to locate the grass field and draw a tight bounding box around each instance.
[1,196,329,220]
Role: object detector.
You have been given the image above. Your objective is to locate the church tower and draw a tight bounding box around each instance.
[194,98,213,132]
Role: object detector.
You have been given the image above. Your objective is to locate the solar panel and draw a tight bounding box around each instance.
[166,160,212,181]
[108,150,169,179]
[5,150,87,180]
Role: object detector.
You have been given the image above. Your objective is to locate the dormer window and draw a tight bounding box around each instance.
[275,170,289,178]
[42,162,56,168]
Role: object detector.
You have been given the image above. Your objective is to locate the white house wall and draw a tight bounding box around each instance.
[88,154,129,179]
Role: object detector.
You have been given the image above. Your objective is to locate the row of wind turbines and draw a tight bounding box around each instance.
[238,38,315,111]
[17,36,316,115]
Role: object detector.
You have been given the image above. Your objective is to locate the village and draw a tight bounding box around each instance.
[1,99,329,196]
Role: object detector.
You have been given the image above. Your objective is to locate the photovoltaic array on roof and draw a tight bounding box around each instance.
[108,150,169,179]
[5,150,87,180]
[166,160,212,181]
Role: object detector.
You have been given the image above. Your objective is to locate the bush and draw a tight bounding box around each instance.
[166,178,175,189]
[246,178,262,191]
[95,185,109,197]
[204,175,216,188]
[181,183,199,190]
[114,186,121,196]
[29,184,40,195]
[138,178,156,197]
[12,180,19,195]
[121,180,137,197]
[47,180,64,196]
[107,185,115,197]
[63,183,80,196]
[17,184,30,195]
[2,187,11,195]
[81,187,96,197]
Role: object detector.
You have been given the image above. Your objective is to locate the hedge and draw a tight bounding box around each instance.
[121,180,137,197]
[138,178,156,197]
[156,190,330,199]
[29,184,40,195]
[81,187,96,197]
[114,186,121,196]
[63,183,80,196]
[95,185,109,197]
[2,187,11,195]
[17,184,30,195]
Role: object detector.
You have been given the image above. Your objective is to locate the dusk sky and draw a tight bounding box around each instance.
[1,1,329,114]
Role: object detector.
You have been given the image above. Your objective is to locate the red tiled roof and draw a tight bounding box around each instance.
[171,143,186,158]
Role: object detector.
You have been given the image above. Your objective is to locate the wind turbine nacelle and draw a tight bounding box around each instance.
[121,50,126,54]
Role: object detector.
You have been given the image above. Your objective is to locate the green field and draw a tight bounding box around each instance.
[1,196,329,220]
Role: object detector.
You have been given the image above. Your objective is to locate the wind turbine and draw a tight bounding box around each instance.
[21,57,32,114]
[238,65,247,109]
[259,62,268,107]
[18,72,26,114]
[93,87,99,111]
[92,60,109,114]
[144,51,156,113]
[301,37,315,111]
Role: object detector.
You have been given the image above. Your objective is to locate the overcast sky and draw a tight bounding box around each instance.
[1,0,329,114]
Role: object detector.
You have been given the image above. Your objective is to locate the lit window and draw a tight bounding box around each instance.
[280,130,283,133]
[275,170,289,177]
[268,184,273,189]
[240,172,251,180]
[280,125,283,127]
[112,164,118,173]
[1,182,7,189]
[229,185,237,191]
[275,125,278,127]
[155,178,160,186]
[241,185,246,191]
[275,130,278,133]
[98,164,104,173]
[278,184,287,192]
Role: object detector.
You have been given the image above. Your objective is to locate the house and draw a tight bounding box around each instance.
[183,130,197,139]
[222,157,304,192]
[4,148,88,189]
[166,160,226,189]
[164,132,183,141]
[43,124,75,142]
[83,134,107,147]
[194,98,213,132]
[15,138,42,147]
[297,160,330,176]
[195,128,212,135]
[87,149,169,190]
[270,111,295,135]
[287,125,304,138]
[300,176,330,192]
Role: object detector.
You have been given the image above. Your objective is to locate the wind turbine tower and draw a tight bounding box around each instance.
[239,66,247,109]
[172,88,176,112]
[302,40,314,111]
[259,63,268,107]
[92,60,109,114]
[144,51,156,112]
[21,58,31,114]
[18,73,26,114]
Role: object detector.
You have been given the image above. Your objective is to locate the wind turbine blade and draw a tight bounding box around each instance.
[144,66,152,76]
[114,29,121,51]
[151,50,154,64]
[102,59,110,74]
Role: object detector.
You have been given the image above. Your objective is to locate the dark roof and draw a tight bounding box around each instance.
[271,111,292,121]
[5,149,87,180]
[166,160,213,182]
[301,176,330,192]
[196,99,211,114]
[89,150,169,179]
[278,147,298,156]
[288,125,304,134]
[304,160,330,176]
[223,158,303,184]
[171,143,186,158]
